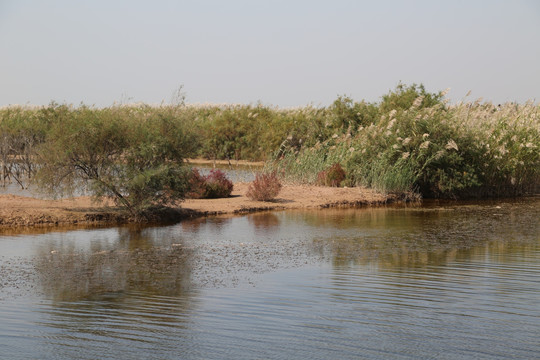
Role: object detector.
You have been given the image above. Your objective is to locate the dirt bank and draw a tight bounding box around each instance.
[0,183,393,229]
[182,183,391,215]
[0,194,121,228]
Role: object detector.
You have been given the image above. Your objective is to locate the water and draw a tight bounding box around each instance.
[0,163,258,198]
[194,163,258,183]
[0,198,539,359]
[0,182,39,198]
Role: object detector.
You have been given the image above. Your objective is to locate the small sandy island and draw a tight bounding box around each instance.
[0,183,394,229]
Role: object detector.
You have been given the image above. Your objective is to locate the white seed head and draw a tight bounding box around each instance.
[412,96,424,108]
[445,139,459,151]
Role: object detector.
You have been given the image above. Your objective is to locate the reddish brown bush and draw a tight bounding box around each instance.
[186,168,233,199]
[316,163,346,187]
[247,172,282,201]
[186,168,207,199]
[204,169,234,198]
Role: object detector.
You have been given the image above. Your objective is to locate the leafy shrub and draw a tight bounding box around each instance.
[33,105,197,217]
[379,83,444,114]
[328,96,379,133]
[317,163,346,187]
[247,172,282,201]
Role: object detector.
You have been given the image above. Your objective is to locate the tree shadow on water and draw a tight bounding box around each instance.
[34,226,194,302]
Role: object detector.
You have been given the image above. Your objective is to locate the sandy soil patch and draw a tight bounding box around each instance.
[0,183,392,229]
[0,194,120,228]
[182,183,390,215]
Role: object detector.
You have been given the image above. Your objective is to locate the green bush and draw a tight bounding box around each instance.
[32,104,197,217]
[0,106,48,187]
[269,91,539,198]
[379,83,444,114]
[1,83,538,202]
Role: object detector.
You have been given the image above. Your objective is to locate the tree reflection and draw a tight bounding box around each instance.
[308,200,540,269]
[35,226,193,302]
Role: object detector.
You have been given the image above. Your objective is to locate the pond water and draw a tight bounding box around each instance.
[193,163,259,183]
[0,198,539,359]
[0,164,258,199]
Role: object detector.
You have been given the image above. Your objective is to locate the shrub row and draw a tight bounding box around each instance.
[1,83,538,201]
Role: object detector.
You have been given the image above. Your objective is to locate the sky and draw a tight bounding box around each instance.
[1,0,539,107]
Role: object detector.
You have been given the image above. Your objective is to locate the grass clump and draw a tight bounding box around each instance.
[247,172,282,201]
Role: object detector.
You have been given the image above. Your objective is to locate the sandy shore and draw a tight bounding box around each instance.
[0,183,393,229]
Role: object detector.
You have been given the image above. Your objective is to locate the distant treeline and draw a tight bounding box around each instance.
[1,84,539,202]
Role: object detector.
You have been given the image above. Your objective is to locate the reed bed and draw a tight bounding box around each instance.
[270,98,539,198]
[1,84,538,199]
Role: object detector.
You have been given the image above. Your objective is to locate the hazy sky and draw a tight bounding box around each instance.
[1,0,539,107]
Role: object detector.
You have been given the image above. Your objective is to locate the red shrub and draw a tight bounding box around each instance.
[186,168,233,199]
[186,168,207,199]
[203,169,234,198]
[247,172,282,201]
[316,163,346,187]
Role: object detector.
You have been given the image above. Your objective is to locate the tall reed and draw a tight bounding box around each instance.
[1,84,538,199]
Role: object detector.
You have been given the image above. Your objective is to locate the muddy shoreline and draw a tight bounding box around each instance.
[0,183,399,230]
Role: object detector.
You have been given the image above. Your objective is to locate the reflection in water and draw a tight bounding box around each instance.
[0,198,539,359]
[35,226,193,301]
[27,198,540,302]
[299,199,539,269]
[0,224,109,237]
[18,227,199,360]
[179,216,207,232]
[247,212,280,233]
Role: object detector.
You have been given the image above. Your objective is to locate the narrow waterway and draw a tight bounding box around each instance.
[1,198,539,359]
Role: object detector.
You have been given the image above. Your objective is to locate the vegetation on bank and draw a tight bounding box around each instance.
[1,105,198,217]
[270,86,539,198]
[1,84,538,216]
